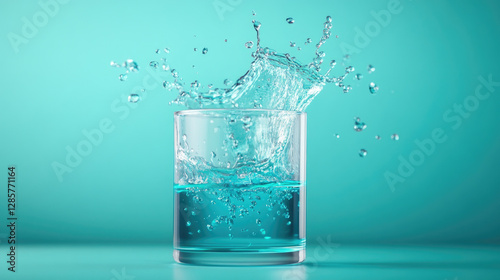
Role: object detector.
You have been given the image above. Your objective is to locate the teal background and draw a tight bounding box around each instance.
[1,0,500,249]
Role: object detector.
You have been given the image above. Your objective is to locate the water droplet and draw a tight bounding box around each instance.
[155,49,160,54]
[119,74,127,81]
[190,80,200,88]
[245,41,254,49]
[368,64,376,73]
[305,38,312,45]
[256,219,262,226]
[343,85,352,93]
[330,60,337,67]
[207,224,213,231]
[286,17,294,24]
[346,66,355,73]
[287,221,292,226]
[354,117,367,132]
[369,82,379,94]
[375,135,381,140]
[197,229,201,233]
[359,149,368,157]
[260,229,266,235]
[186,221,191,227]
[125,59,139,72]
[171,69,179,78]
[355,73,363,80]
[149,61,159,69]
[202,48,208,54]
[334,134,340,139]
[290,41,296,47]
[164,48,170,53]
[326,15,332,23]
[193,48,198,52]
[252,10,256,16]
[297,47,301,51]
[391,134,400,141]
[207,84,213,88]
[224,79,232,86]
[110,61,121,67]
[128,93,140,103]
[253,21,261,31]
[191,211,196,216]
[229,233,233,239]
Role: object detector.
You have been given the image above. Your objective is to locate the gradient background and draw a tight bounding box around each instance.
[1,0,500,277]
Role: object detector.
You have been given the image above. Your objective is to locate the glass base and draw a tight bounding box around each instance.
[173,249,305,265]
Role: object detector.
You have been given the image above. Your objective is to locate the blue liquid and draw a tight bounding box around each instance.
[174,181,305,257]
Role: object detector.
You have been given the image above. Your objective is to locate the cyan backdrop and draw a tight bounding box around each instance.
[1,0,499,245]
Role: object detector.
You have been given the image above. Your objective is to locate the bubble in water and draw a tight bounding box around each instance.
[128,93,140,103]
[369,82,379,94]
[355,73,363,80]
[290,41,296,47]
[256,219,262,226]
[253,21,261,31]
[260,228,266,235]
[359,149,368,157]
[119,74,127,81]
[375,135,381,140]
[287,221,292,226]
[286,17,294,24]
[334,133,340,139]
[368,64,376,73]
[207,224,213,231]
[305,38,312,45]
[391,134,400,141]
[202,48,208,54]
[245,41,254,49]
[229,233,233,239]
[186,221,191,227]
[354,117,367,132]
[149,61,159,69]
[224,79,232,86]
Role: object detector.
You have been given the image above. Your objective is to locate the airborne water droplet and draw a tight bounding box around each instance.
[375,135,381,140]
[202,48,208,54]
[245,41,254,49]
[128,93,140,103]
[119,74,127,81]
[369,82,379,94]
[334,133,340,139]
[355,73,363,80]
[354,117,367,132]
[224,79,232,86]
[289,41,296,47]
[368,64,376,73]
[359,149,368,157]
[253,21,261,31]
[391,134,400,141]
[149,61,159,69]
[343,85,352,93]
[164,48,170,53]
[286,17,294,24]
[305,38,312,45]
[326,15,332,23]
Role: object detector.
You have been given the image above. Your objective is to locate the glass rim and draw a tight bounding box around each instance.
[174,108,306,116]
